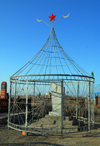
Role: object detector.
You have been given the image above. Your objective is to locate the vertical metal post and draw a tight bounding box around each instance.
[8,79,11,129]
[76,82,79,119]
[52,21,53,28]
[32,82,35,120]
[14,81,16,123]
[25,80,28,132]
[61,80,63,138]
[92,79,94,127]
[88,80,91,132]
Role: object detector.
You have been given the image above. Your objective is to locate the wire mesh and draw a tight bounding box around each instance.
[8,27,94,137]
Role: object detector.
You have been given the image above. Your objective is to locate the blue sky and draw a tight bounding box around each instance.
[0,0,100,93]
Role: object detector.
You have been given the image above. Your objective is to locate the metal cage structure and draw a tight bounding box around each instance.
[8,27,94,137]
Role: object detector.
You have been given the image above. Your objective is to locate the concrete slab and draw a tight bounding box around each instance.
[0,113,8,119]
[56,120,73,126]
[38,118,54,124]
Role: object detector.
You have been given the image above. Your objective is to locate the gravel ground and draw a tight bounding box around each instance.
[0,124,100,146]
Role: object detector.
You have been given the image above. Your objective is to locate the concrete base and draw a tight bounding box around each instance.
[49,111,61,116]
[49,112,66,116]
[29,115,78,132]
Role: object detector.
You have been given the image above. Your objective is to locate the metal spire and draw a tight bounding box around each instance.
[36,13,70,28]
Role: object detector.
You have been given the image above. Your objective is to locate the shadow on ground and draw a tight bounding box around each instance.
[0,142,63,146]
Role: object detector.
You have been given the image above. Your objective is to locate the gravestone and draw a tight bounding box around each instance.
[49,83,65,116]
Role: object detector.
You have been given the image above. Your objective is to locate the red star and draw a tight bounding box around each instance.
[49,13,56,21]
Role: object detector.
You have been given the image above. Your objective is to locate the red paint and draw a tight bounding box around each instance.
[49,14,56,21]
[13,100,15,104]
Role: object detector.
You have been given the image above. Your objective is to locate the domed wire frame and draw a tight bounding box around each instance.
[8,28,94,137]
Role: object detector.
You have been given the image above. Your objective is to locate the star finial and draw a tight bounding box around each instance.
[36,13,70,28]
[49,13,56,21]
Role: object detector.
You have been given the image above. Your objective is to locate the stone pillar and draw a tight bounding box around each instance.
[49,83,65,116]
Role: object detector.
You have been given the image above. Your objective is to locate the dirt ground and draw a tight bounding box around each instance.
[0,103,100,146]
[0,123,100,146]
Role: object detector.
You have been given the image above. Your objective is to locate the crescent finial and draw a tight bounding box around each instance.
[63,13,70,18]
[36,19,43,22]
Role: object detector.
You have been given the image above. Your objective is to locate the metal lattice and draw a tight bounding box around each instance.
[8,22,94,137]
